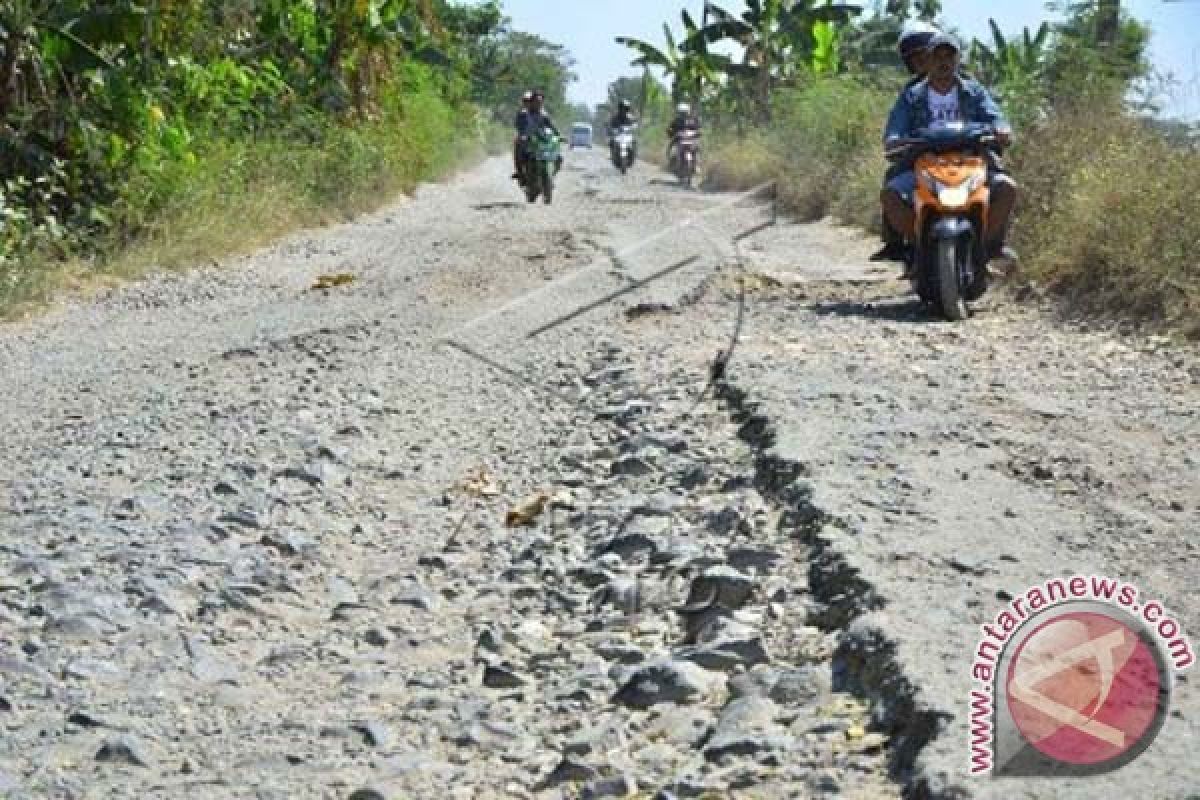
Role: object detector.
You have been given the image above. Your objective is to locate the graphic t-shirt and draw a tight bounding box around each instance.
[927,86,963,130]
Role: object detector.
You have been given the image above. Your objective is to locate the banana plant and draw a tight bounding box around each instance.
[0,1,144,120]
[810,19,841,76]
[969,19,1051,89]
[696,0,862,120]
[884,0,941,21]
[615,10,728,107]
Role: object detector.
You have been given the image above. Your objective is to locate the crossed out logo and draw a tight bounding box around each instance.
[968,575,1193,777]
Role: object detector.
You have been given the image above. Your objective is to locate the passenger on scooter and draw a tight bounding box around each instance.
[881,33,1019,271]
[513,90,533,183]
[871,22,938,262]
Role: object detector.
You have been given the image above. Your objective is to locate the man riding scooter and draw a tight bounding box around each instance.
[881,33,1019,275]
[666,103,700,167]
[512,90,533,183]
[514,89,563,187]
[608,99,639,164]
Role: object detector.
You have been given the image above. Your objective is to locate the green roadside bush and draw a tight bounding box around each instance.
[0,66,487,312]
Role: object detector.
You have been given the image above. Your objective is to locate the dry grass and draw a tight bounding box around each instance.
[701,78,890,225]
[704,132,777,190]
[1011,109,1200,336]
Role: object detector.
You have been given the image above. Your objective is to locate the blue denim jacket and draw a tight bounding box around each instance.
[517,110,559,138]
[883,77,1011,146]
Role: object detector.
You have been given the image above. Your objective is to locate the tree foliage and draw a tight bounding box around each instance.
[1042,1,1149,110]
[960,3,1148,124]
[470,30,576,118]
[842,0,937,71]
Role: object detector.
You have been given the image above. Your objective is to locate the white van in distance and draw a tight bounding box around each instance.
[569,123,593,149]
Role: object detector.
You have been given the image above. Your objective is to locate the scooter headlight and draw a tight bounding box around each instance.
[937,184,971,207]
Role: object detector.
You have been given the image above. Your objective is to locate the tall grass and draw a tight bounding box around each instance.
[701,77,1200,336]
[1010,107,1200,335]
[702,78,890,229]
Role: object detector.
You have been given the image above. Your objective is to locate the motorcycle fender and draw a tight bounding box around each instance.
[930,216,972,241]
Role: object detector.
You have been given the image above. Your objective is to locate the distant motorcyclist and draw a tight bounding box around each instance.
[881,33,1019,269]
[608,99,639,162]
[871,22,938,262]
[666,102,700,165]
[514,89,563,185]
[608,99,637,135]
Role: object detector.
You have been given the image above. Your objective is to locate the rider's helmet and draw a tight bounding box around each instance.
[926,31,961,57]
[898,21,938,74]
[676,103,691,115]
[521,90,534,103]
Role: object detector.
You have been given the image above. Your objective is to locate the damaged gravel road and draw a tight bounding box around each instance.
[0,149,1196,799]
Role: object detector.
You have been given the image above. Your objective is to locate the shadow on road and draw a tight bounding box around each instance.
[812,296,940,323]
[647,178,696,191]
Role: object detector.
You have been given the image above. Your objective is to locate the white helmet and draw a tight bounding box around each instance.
[898,21,939,57]
[676,103,691,114]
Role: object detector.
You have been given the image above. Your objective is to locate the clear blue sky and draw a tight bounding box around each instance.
[499,0,1200,119]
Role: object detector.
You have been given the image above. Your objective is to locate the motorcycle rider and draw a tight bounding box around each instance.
[514,89,563,185]
[608,99,639,164]
[512,90,534,183]
[880,33,1019,272]
[871,22,938,262]
[666,102,700,167]
[608,99,637,132]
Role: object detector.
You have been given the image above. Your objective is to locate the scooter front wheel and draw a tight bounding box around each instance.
[936,238,969,321]
[540,163,554,205]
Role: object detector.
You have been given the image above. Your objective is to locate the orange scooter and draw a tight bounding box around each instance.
[887,122,999,320]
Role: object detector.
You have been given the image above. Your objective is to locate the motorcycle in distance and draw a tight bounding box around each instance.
[669,128,701,189]
[885,122,1000,321]
[519,125,563,205]
[610,125,637,174]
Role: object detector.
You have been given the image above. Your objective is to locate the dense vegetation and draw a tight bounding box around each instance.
[0,0,575,311]
[614,0,1199,335]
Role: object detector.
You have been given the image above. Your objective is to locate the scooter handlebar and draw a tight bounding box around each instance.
[884,126,1000,159]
